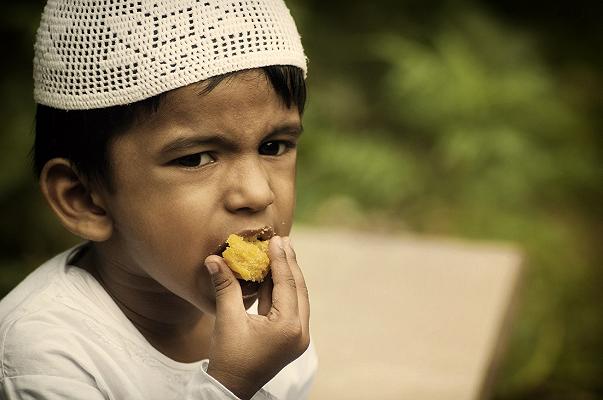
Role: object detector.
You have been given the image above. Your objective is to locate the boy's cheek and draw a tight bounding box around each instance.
[123,241,217,309]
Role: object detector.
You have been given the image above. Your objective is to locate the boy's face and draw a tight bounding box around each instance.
[97,69,302,314]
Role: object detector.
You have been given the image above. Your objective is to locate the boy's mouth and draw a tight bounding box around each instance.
[213,225,275,256]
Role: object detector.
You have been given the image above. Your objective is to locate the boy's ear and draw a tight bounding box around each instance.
[39,158,113,242]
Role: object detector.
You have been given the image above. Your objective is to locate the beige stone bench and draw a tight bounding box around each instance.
[292,227,523,400]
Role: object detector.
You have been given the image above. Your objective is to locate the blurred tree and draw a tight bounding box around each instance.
[0,1,82,293]
[289,0,603,398]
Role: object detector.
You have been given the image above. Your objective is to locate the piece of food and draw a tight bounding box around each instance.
[222,234,271,282]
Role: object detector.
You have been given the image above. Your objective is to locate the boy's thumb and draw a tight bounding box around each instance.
[204,255,244,318]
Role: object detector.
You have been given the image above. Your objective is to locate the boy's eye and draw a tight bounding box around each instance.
[174,152,215,168]
[259,141,292,156]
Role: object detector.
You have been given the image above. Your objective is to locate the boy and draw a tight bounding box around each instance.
[0,1,316,399]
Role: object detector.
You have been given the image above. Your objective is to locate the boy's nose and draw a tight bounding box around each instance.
[223,157,275,213]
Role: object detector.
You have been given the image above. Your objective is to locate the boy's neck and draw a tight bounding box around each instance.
[74,244,214,363]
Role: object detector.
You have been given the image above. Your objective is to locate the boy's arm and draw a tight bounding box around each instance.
[186,361,279,400]
[0,236,308,400]
[1,371,278,400]
[202,236,311,400]
[0,324,262,400]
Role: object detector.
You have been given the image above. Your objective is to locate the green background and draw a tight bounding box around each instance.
[1,0,602,398]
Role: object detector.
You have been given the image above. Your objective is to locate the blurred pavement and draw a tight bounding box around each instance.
[292,226,522,400]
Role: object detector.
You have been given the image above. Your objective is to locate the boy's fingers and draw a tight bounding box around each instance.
[257,275,273,316]
[204,255,246,320]
[268,236,298,318]
[283,237,310,333]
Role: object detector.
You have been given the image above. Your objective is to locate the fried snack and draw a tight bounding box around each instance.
[222,234,271,282]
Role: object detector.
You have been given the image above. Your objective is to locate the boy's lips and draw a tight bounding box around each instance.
[213,225,275,256]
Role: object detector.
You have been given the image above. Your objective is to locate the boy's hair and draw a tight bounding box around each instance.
[33,65,306,190]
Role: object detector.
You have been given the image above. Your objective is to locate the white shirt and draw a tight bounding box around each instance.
[0,247,317,399]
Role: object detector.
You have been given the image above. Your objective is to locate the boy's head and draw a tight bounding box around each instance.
[33,0,307,312]
[33,0,307,189]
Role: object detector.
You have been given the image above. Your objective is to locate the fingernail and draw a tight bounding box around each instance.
[283,237,291,248]
[275,236,284,250]
[205,261,219,275]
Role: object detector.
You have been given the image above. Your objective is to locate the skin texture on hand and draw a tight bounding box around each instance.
[205,236,310,399]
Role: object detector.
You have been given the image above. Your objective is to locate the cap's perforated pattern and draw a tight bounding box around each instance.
[34,0,307,110]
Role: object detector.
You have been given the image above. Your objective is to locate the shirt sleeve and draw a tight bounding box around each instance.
[184,359,278,400]
[1,375,108,400]
[0,302,315,400]
[0,371,276,400]
[1,316,256,400]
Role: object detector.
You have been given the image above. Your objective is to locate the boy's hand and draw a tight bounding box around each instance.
[204,236,310,400]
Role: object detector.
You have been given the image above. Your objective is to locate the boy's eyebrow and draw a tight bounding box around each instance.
[159,123,303,155]
[159,134,233,155]
[263,123,304,139]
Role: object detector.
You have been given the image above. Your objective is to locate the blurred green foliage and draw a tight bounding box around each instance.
[1,0,602,399]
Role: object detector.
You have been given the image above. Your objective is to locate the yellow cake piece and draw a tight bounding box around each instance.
[222,234,270,282]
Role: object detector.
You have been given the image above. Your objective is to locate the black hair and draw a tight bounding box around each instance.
[32,65,306,189]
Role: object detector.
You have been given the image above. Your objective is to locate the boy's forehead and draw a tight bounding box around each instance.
[164,70,278,115]
[128,70,300,142]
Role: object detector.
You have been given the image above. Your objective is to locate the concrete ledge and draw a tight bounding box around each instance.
[291,226,523,400]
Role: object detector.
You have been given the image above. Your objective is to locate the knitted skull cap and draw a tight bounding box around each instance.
[34,0,307,110]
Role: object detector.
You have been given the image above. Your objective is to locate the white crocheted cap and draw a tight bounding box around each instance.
[33,0,307,110]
